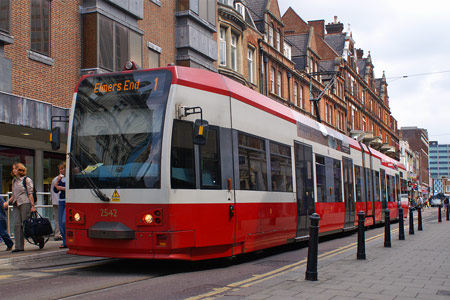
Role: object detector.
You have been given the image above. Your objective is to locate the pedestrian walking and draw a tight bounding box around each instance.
[2,162,44,252]
[0,195,14,251]
[53,162,67,248]
[50,175,62,241]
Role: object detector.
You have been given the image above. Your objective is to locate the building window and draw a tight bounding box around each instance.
[31,0,50,56]
[362,117,366,131]
[275,29,280,51]
[283,42,291,60]
[219,28,226,66]
[231,33,237,71]
[277,71,282,96]
[270,67,275,93]
[299,85,303,108]
[98,15,143,72]
[148,48,160,68]
[293,83,298,105]
[248,47,254,83]
[179,0,216,25]
[268,24,273,47]
[0,0,10,34]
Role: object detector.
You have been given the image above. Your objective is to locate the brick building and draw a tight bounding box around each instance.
[0,0,405,198]
[282,9,399,158]
[400,127,430,195]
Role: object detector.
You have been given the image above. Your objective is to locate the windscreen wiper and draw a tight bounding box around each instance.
[68,153,110,202]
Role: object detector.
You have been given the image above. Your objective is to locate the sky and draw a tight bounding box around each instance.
[277,0,450,144]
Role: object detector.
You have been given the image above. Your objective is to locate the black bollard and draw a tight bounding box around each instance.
[357,211,366,260]
[305,213,320,281]
[447,205,449,221]
[417,207,423,231]
[384,209,391,247]
[439,205,442,222]
[398,207,405,240]
[409,207,414,235]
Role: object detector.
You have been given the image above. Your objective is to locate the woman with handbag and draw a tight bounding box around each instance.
[2,163,44,252]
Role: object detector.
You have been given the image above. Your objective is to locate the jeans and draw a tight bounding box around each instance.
[0,219,13,248]
[58,200,66,246]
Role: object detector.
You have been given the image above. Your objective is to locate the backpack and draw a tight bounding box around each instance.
[22,177,38,204]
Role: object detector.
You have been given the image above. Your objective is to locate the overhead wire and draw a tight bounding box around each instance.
[387,70,450,80]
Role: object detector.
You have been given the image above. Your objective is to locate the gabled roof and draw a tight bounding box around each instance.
[286,34,308,56]
[245,0,267,22]
[357,59,367,77]
[320,60,335,72]
[324,33,346,56]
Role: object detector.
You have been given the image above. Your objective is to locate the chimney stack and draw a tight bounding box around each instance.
[308,20,325,38]
[326,16,344,35]
[356,48,364,59]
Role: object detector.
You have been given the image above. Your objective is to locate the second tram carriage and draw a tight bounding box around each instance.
[65,66,407,260]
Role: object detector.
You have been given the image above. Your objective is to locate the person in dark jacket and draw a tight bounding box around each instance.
[0,195,14,251]
[53,162,67,248]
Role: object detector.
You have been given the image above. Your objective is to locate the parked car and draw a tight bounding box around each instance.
[430,198,442,207]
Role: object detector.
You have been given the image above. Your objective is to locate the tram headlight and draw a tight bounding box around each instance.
[74,213,81,222]
[143,214,153,224]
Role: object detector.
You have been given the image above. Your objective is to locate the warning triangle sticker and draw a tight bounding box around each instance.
[112,190,120,202]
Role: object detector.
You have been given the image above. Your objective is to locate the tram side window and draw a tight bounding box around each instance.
[200,128,220,189]
[380,169,386,202]
[315,155,341,202]
[374,171,380,201]
[365,168,372,202]
[171,120,195,189]
[270,142,292,192]
[333,160,342,202]
[355,166,365,202]
[315,155,326,202]
[238,133,267,191]
[386,175,392,202]
[395,174,400,202]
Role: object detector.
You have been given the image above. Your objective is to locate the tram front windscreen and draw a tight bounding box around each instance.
[69,70,172,189]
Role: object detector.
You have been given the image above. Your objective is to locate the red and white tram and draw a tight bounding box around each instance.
[65,66,407,260]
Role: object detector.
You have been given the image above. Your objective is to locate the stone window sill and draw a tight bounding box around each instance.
[150,0,161,6]
[27,50,54,66]
[0,31,14,45]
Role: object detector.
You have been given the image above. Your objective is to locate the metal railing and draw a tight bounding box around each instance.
[2,192,55,237]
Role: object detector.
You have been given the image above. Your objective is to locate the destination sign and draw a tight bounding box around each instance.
[94,79,141,94]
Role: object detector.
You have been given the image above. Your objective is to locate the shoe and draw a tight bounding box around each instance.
[11,249,24,253]
[59,244,68,249]
[38,240,45,249]
[5,246,13,251]
[54,236,62,241]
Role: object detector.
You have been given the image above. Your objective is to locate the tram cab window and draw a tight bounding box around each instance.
[315,154,342,202]
[171,120,195,189]
[200,128,220,189]
[238,133,267,191]
[270,142,292,192]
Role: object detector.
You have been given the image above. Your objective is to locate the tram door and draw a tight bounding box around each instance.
[294,142,314,237]
[343,158,355,228]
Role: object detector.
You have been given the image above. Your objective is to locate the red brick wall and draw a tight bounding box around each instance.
[140,1,176,68]
[5,0,82,108]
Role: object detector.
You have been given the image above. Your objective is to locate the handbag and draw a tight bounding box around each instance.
[23,211,53,246]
